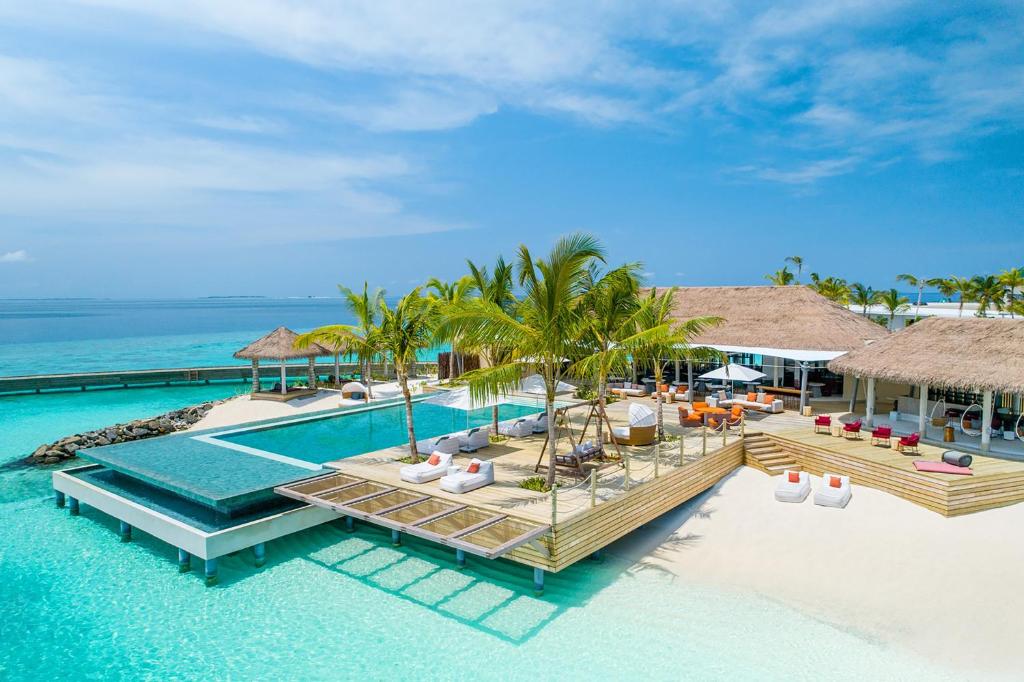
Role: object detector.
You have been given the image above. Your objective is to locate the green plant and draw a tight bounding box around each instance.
[518,476,551,493]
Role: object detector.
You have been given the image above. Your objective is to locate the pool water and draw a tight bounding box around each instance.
[214,401,542,463]
[0,386,960,680]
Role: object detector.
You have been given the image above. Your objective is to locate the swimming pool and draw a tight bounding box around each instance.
[210,400,543,464]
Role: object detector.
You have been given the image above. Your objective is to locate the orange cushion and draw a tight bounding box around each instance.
[731,406,743,417]
[659,384,668,392]
[467,461,481,474]
[788,471,800,483]
[693,402,708,411]
[427,453,441,466]
[829,476,841,488]
[763,394,776,403]
[746,392,757,402]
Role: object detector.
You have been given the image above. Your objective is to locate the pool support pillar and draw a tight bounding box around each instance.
[533,567,545,596]
[455,549,466,569]
[68,496,80,516]
[344,516,355,532]
[55,491,66,508]
[253,543,266,568]
[119,520,132,542]
[178,549,191,573]
[391,529,401,546]
[204,558,218,586]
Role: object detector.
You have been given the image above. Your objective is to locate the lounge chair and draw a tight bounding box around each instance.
[870,425,892,447]
[415,434,460,456]
[400,451,453,484]
[611,424,656,446]
[439,458,494,494]
[458,427,489,453]
[725,405,745,429]
[814,473,852,508]
[895,432,920,454]
[678,406,704,428]
[497,418,533,438]
[813,415,831,434]
[774,470,810,503]
[530,412,549,434]
[842,420,863,439]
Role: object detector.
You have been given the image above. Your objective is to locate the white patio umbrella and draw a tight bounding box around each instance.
[628,402,657,427]
[519,373,575,395]
[424,387,504,411]
[698,363,766,383]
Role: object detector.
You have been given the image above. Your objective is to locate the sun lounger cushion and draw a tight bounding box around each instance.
[788,471,800,483]
[497,418,532,438]
[400,451,453,484]
[467,461,480,473]
[458,427,489,453]
[427,453,441,466]
[813,473,852,508]
[416,435,460,456]
[439,459,495,494]
[913,460,973,475]
[775,470,810,503]
[941,451,973,467]
[829,475,841,488]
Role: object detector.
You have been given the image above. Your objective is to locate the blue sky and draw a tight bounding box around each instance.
[0,1,1022,298]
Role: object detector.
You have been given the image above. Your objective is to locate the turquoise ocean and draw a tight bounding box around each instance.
[0,299,956,680]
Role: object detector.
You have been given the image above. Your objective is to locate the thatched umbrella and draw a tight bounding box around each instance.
[234,327,331,395]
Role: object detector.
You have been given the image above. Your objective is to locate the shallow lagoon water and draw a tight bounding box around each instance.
[0,385,958,680]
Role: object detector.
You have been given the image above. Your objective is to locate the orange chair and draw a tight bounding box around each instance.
[678,406,704,427]
[726,405,744,428]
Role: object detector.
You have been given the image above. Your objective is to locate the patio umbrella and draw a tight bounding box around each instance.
[424,387,504,411]
[519,374,575,395]
[628,402,656,427]
[698,363,766,383]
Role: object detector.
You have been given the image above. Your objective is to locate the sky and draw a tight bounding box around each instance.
[0,0,1022,298]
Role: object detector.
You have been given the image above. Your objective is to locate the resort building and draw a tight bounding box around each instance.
[849,300,1012,330]
[828,317,1024,456]
[658,286,889,410]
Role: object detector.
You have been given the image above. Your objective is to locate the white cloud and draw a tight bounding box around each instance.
[0,249,30,262]
[733,156,861,185]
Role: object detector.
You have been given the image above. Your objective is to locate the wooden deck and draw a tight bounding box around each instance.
[759,428,1024,516]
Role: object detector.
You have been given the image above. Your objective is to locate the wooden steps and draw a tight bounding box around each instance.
[743,433,801,475]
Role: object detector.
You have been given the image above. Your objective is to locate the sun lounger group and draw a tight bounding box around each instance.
[774,470,851,508]
[399,451,495,493]
[496,412,547,438]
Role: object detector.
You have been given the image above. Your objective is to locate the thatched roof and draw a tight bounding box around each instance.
[651,286,888,352]
[828,317,1024,392]
[233,326,331,360]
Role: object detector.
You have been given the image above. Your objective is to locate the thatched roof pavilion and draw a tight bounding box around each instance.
[828,317,1024,452]
[649,286,888,410]
[234,327,331,396]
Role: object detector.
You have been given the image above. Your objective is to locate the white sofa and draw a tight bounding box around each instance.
[439,459,494,494]
[814,473,852,508]
[721,392,784,414]
[400,451,454,484]
[415,434,460,456]
[458,427,489,453]
[609,382,647,398]
[498,418,533,438]
[774,470,811,503]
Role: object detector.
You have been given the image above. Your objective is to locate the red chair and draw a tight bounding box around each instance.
[813,415,831,434]
[842,420,863,439]
[870,425,892,447]
[896,432,920,454]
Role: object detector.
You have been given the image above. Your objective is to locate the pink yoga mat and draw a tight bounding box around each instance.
[913,460,973,476]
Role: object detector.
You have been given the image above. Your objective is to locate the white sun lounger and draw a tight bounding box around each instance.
[458,427,489,453]
[415,434,460,456]
[814,473,852,508]
[439,459,494,494]
[530,412,548,434]
[399,451,454,484]
[774,470,810,503]
[498,418,533,438]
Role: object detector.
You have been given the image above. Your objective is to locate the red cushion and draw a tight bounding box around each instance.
[467,461,480,474]
[829,476,842,488]
[427,453,440,466]
[788,471,800,483]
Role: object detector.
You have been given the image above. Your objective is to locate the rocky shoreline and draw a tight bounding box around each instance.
[28,401,221,465]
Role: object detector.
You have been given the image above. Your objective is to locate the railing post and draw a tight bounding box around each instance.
[624,452,631,491]
[741,412,746,438]
[679,433,685,466]
[702,425,707,456]
[654,441,660,478]
[551,484,558,526]
[590,471,597,508]
[722,420,728,447]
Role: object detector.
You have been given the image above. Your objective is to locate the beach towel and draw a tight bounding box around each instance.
[913,460,973,476]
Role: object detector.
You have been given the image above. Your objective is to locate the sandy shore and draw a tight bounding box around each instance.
[610,465,1024,678]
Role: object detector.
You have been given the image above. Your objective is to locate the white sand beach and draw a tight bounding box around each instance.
[611,466,1024,678]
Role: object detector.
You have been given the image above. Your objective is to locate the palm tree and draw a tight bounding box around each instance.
[878,288,910,328]
[765,267,795,286]
[895,273,927,321]
[463,256,517,433]
[808,273,851,303]
[450,233,604,487]
[784,255,804,282]
[972,275,1005,317]
[426,275,476,380]
[849,282,881,315]
[628,288,721,439]
[944,276,977,317]
[296,282,383,401]
[375,288,440,462]
[998,267,1024,317]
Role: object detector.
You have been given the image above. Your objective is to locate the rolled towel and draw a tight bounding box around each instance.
[941,451,973,468]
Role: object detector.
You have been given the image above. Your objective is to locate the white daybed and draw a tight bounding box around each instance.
[458,427,489,453]
[814,473,852,508]
[415,434,461,457]
[439,459,494,494]
[774,470,811,503]
[399,451,454,484]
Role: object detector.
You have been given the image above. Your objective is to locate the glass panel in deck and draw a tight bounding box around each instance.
[349,489,424,514]
[380,498,459,525]
[418,507,497,537]
[289,474,359,496]
[458,518,539,550]
[322,481,388,504]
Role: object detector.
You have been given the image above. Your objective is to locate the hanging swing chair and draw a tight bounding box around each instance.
[960,403,983,437]
[1014,412,1024,441]
[929,398,948,428]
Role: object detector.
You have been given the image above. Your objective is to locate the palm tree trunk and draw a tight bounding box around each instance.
[364,356,373,401]
[400,369,418,462]
[914,286,923,321]
[545,391,558,488]
[448,346,455,381]
[654,366,664,440]
[597,372,607,446]
[492,404,499,436]
[333,354,340,388]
